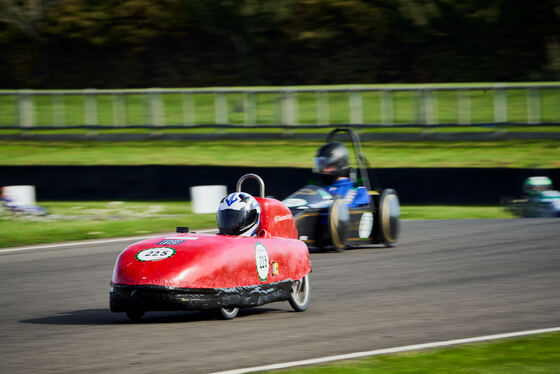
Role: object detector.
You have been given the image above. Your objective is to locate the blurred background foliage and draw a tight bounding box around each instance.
[0,0,559,88]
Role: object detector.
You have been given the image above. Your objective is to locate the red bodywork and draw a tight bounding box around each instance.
[111,197,310,290]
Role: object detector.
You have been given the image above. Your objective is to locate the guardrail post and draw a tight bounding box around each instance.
[148,88,163,126]
[18,89,34,128]
[244,92,256,125]
[493,86,507,123]
[215,91,228,124]
[84,89,98,126]
[527,88,540,124]
[281,90,297,126]
[419,89,434,125]
[182,93,195,125]
[381,90,393,125]
[316,91,329,125]
[432,90,439,125]
[112,94,126,126]
[349,91,363,124]
[12,95,18,127]
[51,94,65,126]
[457,89,471,125]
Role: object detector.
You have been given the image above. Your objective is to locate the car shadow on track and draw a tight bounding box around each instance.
[19,307,280,325]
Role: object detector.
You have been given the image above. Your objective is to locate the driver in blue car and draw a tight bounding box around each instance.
[313,142,370,207]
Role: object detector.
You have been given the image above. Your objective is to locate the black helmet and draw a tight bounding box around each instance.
[313,142,350,185]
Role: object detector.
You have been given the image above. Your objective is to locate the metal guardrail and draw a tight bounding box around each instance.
[1,84,559,129]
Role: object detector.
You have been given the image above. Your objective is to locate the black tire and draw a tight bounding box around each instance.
[219,306,239,320]
[328,198,350,252]
[288,274,310,312]
[378,189,400,247]
[126,309,145,322]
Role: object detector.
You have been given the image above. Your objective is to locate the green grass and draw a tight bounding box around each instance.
[0,139,558,168]
[267,332,560,374]
[401,205,514,220]
[0,201,215,248]
[0,201,514,248]
[1,83,559,127]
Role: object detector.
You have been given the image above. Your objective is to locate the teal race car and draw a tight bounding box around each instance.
[505,176,560,218]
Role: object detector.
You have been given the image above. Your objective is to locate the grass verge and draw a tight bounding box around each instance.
[267,332,560,374]
[0,201,216,248]
[0,139,558,168]
[0,201,514,248]
[401,205,514,220]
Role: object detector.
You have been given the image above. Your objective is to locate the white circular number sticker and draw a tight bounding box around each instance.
[359,212,374,239]
[136,247,176,262]
[255,243,270,282]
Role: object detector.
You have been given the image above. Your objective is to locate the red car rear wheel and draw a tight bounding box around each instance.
[289,274,310,312]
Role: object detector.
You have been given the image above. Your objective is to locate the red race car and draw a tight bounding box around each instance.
[110,174,311,321]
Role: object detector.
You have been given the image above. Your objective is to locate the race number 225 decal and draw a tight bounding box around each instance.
[135,247,176,262]
[255,242,270,282]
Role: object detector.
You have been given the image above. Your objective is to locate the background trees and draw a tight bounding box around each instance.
[1,0,558,88]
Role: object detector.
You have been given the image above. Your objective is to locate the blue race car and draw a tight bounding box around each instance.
[283,128,400,251]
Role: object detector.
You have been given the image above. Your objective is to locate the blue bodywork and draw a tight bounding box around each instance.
[322,178,370,207]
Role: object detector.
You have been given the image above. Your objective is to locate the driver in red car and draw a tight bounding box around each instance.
[217,192,262,236]
[313,142,370,207]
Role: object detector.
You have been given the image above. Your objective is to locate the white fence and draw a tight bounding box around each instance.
[1,84,559,128]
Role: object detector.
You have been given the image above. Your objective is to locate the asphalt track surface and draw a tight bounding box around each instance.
[1,219,559,374]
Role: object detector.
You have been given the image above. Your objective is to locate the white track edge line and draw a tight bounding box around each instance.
[0,229,217,253]
[210,327,560,374]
